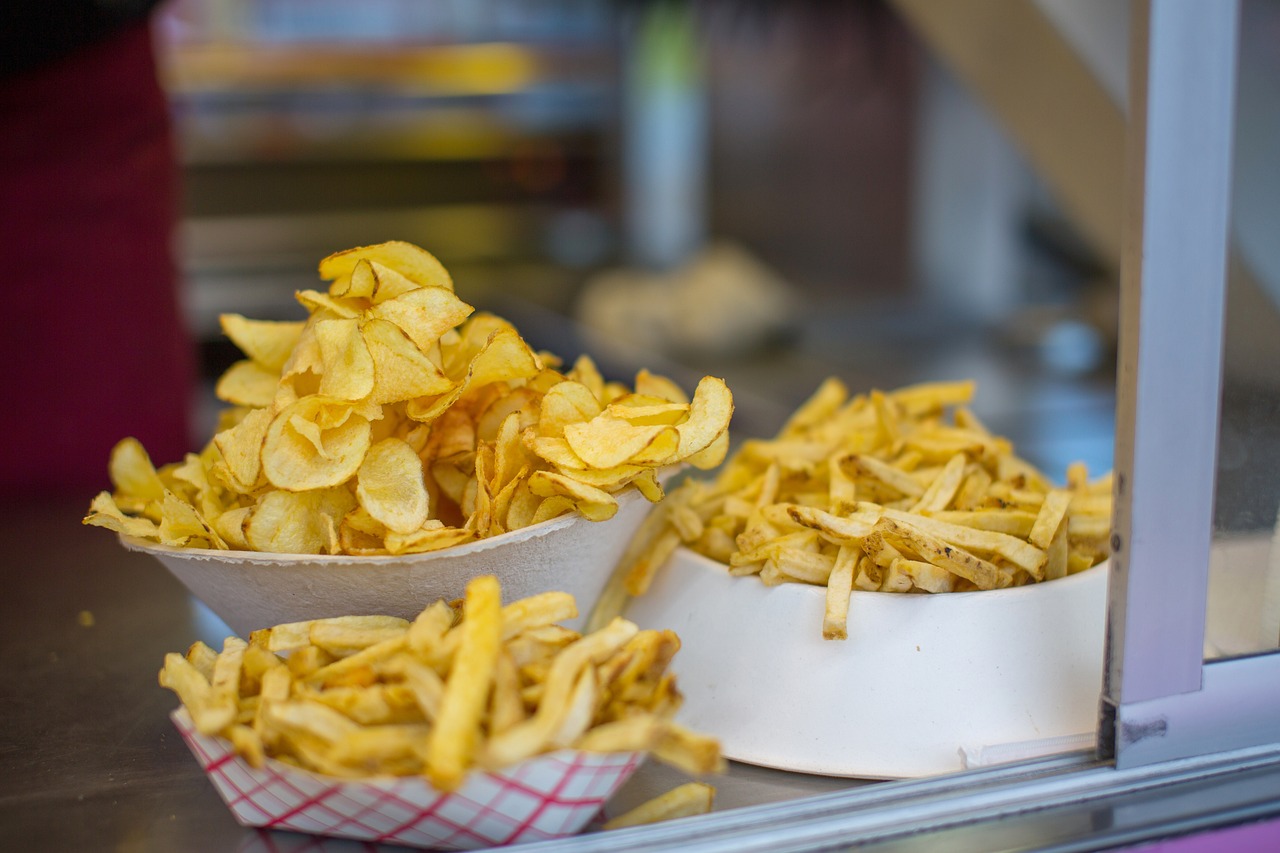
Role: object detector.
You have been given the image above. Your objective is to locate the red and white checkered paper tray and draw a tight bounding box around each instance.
[172,708,643,850]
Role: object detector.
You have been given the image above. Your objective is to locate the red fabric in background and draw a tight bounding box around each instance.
[0,20,195,496]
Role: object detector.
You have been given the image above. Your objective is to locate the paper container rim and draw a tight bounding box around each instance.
[119,483,657,566]
[170,707,644,848]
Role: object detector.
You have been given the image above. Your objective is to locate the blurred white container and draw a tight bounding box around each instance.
[624,548,1109,779]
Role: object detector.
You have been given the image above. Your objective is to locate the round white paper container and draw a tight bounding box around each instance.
[171,708,642,849]
[123,486,657,637]
[623,548,1109,779]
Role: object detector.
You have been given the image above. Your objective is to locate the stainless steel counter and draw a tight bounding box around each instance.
[0,498,860,852]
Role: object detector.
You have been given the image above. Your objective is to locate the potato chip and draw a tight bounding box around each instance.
[676,376,734,460]
[215,360,280,408]
[220,314,306,373]
[313,318,375,402]
[244,487,357,554]
[213,407,272,493]
[262,397,373,492]
[319,241,454,292]
[538,380,604,439]
[366,286,474,357]
[83,491,159,539]
[87,240,735,557]
[356,438,429,535]
[108,437,165,506]
[565,417,679,470]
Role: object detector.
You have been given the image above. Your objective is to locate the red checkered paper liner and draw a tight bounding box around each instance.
[171,709,643,849]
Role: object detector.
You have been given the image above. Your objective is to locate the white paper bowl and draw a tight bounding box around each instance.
[171,708,641,849]
[623,548,1109,779]
[123,486,658,637]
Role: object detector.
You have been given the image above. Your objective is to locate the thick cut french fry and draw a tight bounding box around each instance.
[426,575,503,791]
[876,517,1003,590]
[604,782,716,830]
[161,580,721,788]
[484,618,639,768]
[823,546,857,640]
[611,377,1110,638]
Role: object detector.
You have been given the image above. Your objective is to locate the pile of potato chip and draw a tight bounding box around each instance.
[85,241,733,555]
[611,377,1113,639]
[161,575,723,789]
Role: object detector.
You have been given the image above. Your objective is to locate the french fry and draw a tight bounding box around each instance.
[1029,490,1073,549]
[614,377,1112,638]
[426,575,503,791]
[876,517,1003,590]
[604,782,716,830]
[484,617,639,768]
[161,579,720,795]
[823,546,857,640]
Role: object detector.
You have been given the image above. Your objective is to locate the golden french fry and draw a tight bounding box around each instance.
[1029,489,1073,549]
[309,616,411,656]
[163,581,719,787]
[823,545,857,640]
[604,782,716,830]
[160,653,234,736]
[484,617,639,768]
[426,575,503,791]
[615,377,1110,638]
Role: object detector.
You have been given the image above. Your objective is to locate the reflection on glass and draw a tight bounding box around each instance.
[1207,0,1280,659]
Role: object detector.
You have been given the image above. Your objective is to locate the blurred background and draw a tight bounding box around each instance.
[161,0,1115,470]
[150,0,1280,649]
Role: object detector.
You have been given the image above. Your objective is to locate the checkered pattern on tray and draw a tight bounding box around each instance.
[172,709,642,850]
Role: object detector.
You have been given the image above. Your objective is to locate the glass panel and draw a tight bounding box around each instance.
[1206,0,1280,660]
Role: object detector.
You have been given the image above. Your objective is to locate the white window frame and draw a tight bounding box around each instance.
[1104,0,1280,768]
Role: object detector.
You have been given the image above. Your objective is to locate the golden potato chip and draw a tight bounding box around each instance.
[407,325,541,424]
[383,524,476,556]
[294,289,363,319]
[109,437,165,505]
[220,314,305,373]
[83,491,159,539]
[366,286,474,357]
[157,490,222,549]
[528,471,618,521]
[538,380,603,439]
[356,438,429,535]
[262,397,373,492]
[88,239,736,557]
[675,376,734,460]
[633,368,691,405]
[213,407,272,493]
[314,318,375,402]
[358,318,455,406]
[319,241,453,292]
[215,360,280,408]
[244,487,357,554]
[564,417,679,470]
